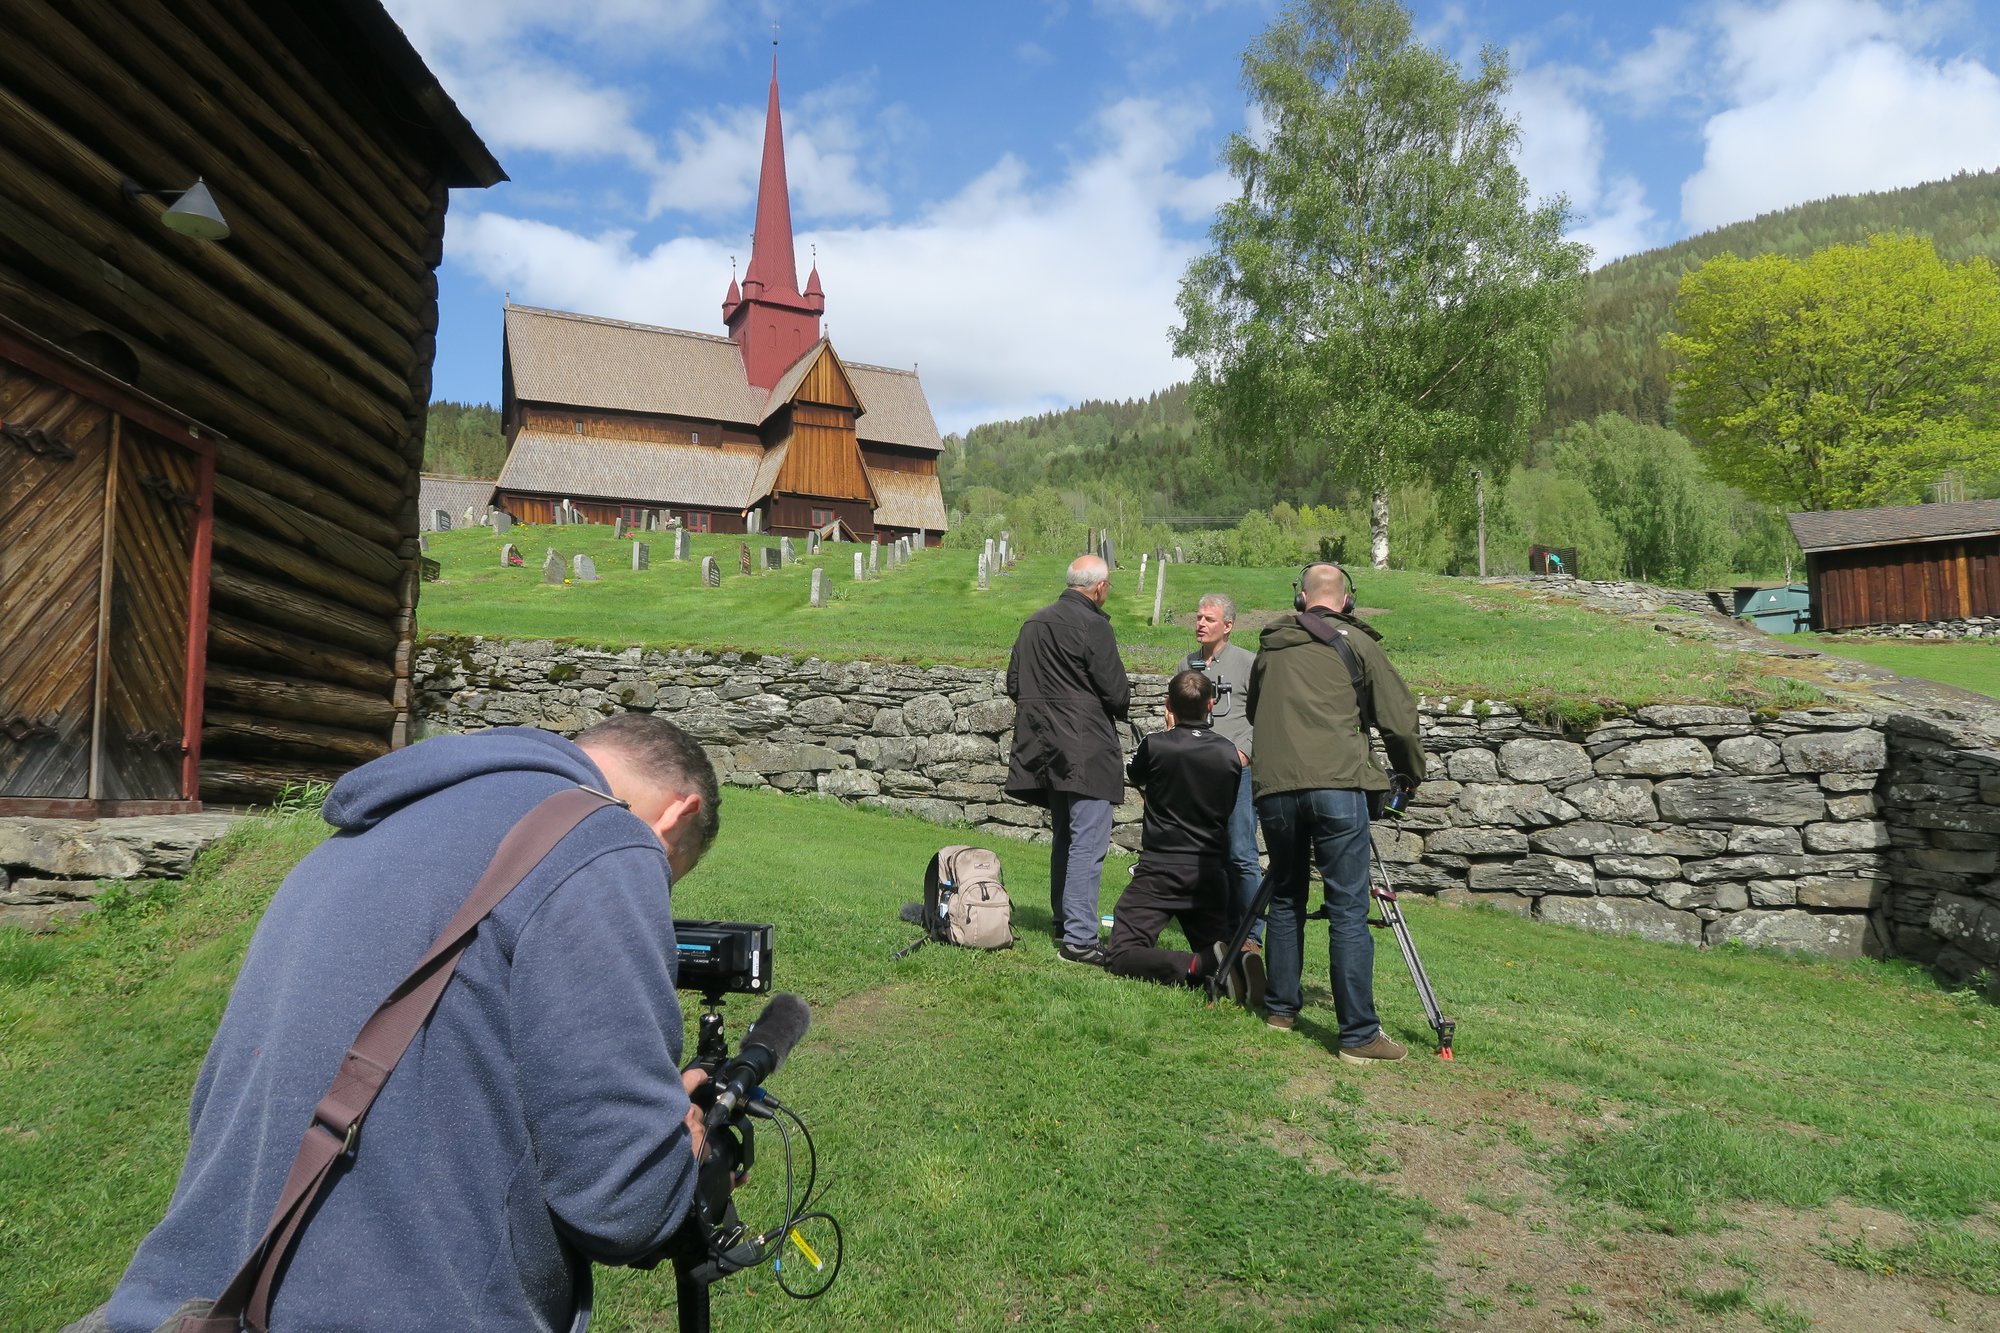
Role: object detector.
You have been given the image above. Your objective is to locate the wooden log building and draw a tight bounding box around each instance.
[496,60,948,546]
[1788,500,2000,631]
[0,0,503,812]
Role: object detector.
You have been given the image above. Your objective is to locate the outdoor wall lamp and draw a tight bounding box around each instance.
[120,177,230,241]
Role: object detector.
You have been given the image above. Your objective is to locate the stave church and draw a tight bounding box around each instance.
[495,59,947,545]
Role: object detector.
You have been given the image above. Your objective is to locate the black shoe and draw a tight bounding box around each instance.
[1058,942,1108,966]
[1238,944,1267,1010]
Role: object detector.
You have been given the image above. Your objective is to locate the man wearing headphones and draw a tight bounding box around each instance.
[1246,562,1426,1062]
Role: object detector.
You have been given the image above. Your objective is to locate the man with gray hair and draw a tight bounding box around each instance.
[1005,553,1131,964]
[1184,592,1264,989]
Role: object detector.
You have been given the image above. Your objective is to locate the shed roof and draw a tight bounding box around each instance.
[327,1,505,187]
[498,430,760,509]
[1787,499,2000,553]
[866,468,949,532]
[504,305,943,453]
[418,474,497,520]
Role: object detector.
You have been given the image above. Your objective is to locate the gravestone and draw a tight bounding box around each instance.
[418,533,429,554]
[997,538,1009,569]
[810,568,825,608]
[463,505,477,528]
[701,556,719,587]
[853,552,864,581]
[543,550,564,585]
[420,557,441,582]
[1138,553,1149,590]
[632,541,649,571]
[984,538,995,570]
[1151,558,1167,626]
[869,540,879,574]
[553,507,567,526]
[779,536,795,565]
[739,543,752,577]
[492,511,513,535]
[1100,537,1114,569]
[673,530,690,561]
[761,547,782,572]
[431,509,451,532]
[746,511,761,534]
[977,554,989,590]
[1174,545,1184,564]
[807,531,820,555]
[572,554,599,582]
[501,542,520,567]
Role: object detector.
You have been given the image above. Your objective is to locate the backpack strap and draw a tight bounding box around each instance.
[1296,611,1377,733]
[179,785,621,1333]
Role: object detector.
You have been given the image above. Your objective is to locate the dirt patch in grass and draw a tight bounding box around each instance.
[1264,1065,1994,1331]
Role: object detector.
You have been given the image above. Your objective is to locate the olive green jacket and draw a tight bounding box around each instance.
[1245,611,1427,800]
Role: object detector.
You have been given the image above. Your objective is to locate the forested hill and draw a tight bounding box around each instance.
[1544,169,2000,430]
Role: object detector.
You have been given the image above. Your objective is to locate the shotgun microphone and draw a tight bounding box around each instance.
[707,992,811,1123]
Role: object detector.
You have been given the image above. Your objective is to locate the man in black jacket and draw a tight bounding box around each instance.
[1104,670,1246,990]
[1005,554,1132,964]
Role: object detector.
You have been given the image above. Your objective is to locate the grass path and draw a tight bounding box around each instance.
[1794,634,2000,699]
[3,789,1996,1331]
[417,524,1817,717]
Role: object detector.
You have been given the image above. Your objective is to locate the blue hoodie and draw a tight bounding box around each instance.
[107,729,697,1332]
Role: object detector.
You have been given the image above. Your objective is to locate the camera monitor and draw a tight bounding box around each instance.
[674,919,774,996]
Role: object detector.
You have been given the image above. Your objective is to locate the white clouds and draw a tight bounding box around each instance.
[1607,26,1698,111]
[646,83,893,221]
[1682,0,2000,230]
[1505,67,1660,265]
[449,98,1224,431]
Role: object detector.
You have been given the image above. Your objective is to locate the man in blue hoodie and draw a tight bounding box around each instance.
[96,716,721,1333]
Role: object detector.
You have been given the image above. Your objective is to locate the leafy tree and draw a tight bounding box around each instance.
[1668,233,2000,510]
[1172,0,1588,568]
[1552,414,1739,586]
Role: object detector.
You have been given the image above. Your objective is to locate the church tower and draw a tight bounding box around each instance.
[722,55,824,389]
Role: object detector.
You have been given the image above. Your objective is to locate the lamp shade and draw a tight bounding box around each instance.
[161,179,229,241]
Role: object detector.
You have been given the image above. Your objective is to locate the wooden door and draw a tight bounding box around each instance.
[100,426,198,799]
[0,362,113,797]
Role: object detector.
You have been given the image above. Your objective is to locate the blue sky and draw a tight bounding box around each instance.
[387,0,2000,434]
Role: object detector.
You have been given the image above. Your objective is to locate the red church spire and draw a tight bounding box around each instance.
[725,47,823,388]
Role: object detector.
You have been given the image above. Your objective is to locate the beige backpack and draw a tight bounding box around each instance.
[895,845,1015,957]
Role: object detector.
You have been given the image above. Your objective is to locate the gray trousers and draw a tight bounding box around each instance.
[1048,792,1113,949]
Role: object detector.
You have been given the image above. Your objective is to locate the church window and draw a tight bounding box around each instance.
[685,510,713,533]
[691,430,700,443]
[810,507,835,528]
[573,419,583,434]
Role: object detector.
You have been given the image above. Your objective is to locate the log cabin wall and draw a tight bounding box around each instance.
[860,445,938,476]
[1808,536,2000,630]
[519,406,745,448]
[0,0,501,806]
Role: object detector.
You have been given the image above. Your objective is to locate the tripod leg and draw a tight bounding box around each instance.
[674,1262,712,1333]
[1206,856,1281,1006]
[1369,846,1456,1060]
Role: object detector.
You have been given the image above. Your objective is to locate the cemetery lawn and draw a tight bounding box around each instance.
[1796,634,2000,700]
[5,790,1997,1333]
[418,525,1815,719]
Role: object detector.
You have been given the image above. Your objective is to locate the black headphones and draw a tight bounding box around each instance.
[1294,561,1357,616]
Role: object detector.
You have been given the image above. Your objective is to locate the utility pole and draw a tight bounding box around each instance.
[1473,469,1487,578]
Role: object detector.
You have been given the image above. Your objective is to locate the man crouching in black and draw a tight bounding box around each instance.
[1104,668,1249,995]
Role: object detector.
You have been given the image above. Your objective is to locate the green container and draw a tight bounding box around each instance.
[1736,583,1812,634]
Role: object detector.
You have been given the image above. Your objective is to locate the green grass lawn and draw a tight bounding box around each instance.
[5,790,1995,1332]
[1796,633,2000,699]
[419,524,1813,717]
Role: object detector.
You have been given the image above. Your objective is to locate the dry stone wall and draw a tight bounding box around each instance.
[415,638,1999,992]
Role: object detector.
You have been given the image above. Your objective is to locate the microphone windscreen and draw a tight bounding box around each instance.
[744,992,812,1069]
[900,901,926,925]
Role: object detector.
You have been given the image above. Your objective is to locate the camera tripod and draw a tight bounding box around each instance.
[1206,838,1456,1059]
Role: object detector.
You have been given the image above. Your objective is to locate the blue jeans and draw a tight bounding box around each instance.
[1048,792,1113,950]
[1255,788,1379,1046]
[1227,764,1264,944]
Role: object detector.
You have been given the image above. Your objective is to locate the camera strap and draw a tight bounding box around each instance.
[178,785,621,1333]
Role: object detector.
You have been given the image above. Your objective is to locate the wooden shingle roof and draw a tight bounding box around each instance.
[1788,499,2000,553]
[866,468,949,531]
[504,305,944,453]
[498,429,760,509]
[418,474,497,521]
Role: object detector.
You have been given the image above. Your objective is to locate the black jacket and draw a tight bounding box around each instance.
[1126,722,1242,863]
[1004,589,1132,805]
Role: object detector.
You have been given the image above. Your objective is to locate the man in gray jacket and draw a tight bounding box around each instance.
[1183,594,1263,976]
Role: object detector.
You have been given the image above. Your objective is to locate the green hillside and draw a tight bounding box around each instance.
[1544,169,2000,431]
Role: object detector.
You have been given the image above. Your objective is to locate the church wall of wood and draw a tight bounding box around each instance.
[520,404,751,448]
[0,0,493,806]
[860,445,938,475]
[774,404,872,502]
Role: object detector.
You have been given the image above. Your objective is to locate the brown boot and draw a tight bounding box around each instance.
[1338,1033,1407,1066]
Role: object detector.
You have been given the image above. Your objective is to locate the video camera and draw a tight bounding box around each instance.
[665,920,840,1332]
